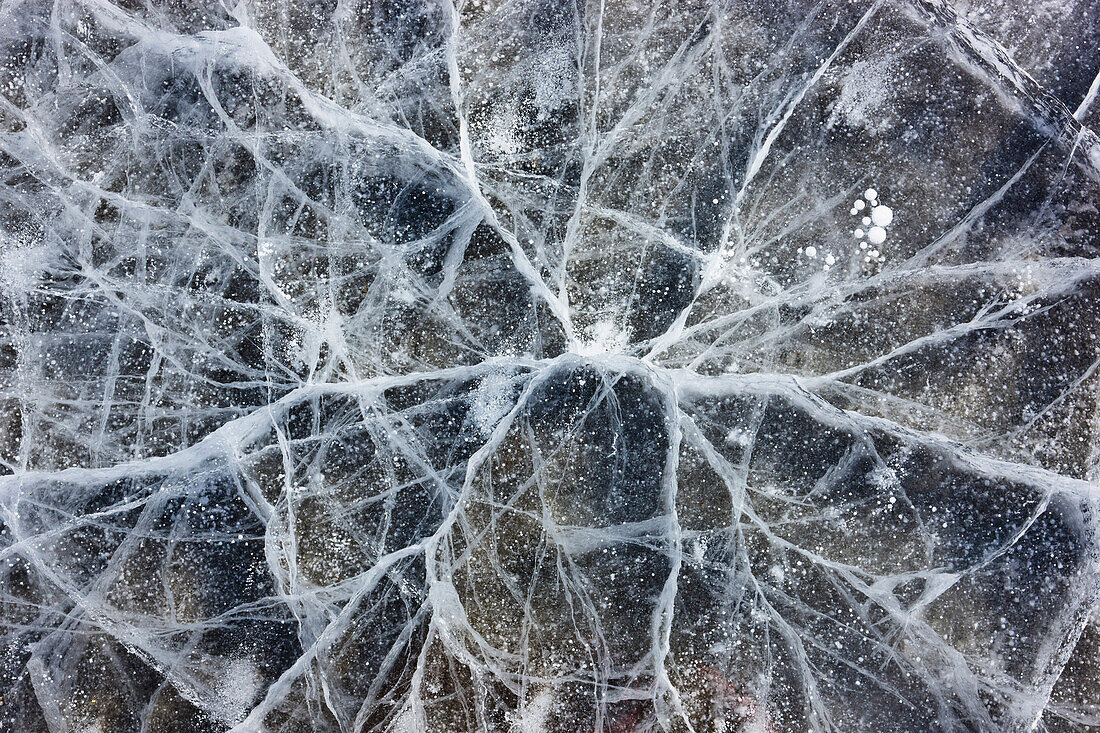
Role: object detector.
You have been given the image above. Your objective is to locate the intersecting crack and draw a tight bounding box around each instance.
[1,1,1100,732]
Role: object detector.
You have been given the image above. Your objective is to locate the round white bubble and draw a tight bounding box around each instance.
[871,205,893,227]
[867,226,887,244]
[864,188,877,201]
[854,199,866,211]
[805,246,817,258]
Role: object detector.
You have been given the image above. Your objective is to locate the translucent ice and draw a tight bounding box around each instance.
[1,0,1099,732]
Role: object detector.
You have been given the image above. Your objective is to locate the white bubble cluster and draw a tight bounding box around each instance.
[810,188,896,273]
[851,188,894,266]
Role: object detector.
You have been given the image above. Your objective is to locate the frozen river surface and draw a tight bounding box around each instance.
[2,1,1100,731]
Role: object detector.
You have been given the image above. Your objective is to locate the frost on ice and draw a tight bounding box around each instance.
[1,0,1100,731]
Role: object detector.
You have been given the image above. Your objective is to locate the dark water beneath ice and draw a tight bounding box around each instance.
[1,1,1100,731]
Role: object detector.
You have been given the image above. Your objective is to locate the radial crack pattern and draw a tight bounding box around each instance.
[2,1,1100,731]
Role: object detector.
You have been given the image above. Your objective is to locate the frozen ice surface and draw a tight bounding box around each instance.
[1,0,1100,731]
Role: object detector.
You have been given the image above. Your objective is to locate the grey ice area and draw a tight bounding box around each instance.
[2,0,1100,731]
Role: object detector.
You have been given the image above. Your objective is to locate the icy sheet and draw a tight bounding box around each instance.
[1,0,1099,731]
